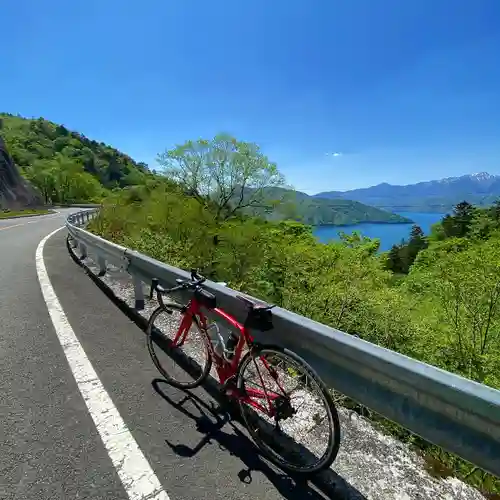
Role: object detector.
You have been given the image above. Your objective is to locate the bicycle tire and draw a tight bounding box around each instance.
[236,344,341,474]
[146,303,212,389]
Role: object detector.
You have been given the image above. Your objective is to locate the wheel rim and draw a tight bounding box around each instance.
[148,306,210,386]
[237,348,337,472]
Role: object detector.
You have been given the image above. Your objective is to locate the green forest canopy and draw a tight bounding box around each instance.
[0,112,155,204]
[241,186,412,225]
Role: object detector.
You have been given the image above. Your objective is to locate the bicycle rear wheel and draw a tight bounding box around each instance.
[147,303,212,389]
[236,345,340,474]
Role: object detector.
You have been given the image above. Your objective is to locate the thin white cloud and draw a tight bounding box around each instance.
[326,152,343,157]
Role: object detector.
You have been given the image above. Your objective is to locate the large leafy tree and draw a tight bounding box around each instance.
[385,225,428,274]
[441,201,475,238]
[24,154,103,204]
[157,133,285,222]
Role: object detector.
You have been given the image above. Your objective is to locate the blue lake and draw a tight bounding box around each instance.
[314,212,447,252]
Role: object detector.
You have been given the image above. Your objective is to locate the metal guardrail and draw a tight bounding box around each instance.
[66,209,500,478]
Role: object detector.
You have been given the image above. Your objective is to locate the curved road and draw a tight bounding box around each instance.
[1,209,351,500]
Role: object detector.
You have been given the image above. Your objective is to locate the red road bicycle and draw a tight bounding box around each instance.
[146,269,340,474]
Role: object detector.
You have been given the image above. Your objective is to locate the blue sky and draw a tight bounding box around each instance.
[2,1,500,192]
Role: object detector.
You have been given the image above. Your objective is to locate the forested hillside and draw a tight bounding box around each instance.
[0,113,153,204]
[239,186,412,225]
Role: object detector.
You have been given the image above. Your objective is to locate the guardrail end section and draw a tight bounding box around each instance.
[122,249,132,272]
[68,235,78,248]
[133,276,145,310]
[79,242,87,260]
[97,255,107,276]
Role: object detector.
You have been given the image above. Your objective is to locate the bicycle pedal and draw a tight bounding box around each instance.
[220,376,237,394]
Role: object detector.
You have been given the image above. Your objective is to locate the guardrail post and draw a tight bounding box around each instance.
[97,255,107,276]
[86,212,90,223]
[69,236,78,248]
[133,276,145,310]
[79,242,87,260]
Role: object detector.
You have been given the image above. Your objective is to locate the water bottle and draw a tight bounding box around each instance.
[206,322,225,358]
[224,332,240,360]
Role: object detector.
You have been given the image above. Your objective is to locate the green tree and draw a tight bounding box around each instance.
[406,224,428,263]
[386,244,405,274]
[339,230,380,256]
[25,159,57,203]
[24,154,104,204]
[428,220,447,242]
[489,199,500,221]
[157,133,285,222]
[442,201,475,238]
[385,226,428,275]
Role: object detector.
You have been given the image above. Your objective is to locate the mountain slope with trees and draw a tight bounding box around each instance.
[0,112,154,204]
[0,120,41,208]
[239,186,413,225]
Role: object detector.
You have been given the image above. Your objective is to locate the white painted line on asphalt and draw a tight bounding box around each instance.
[0,213,61,231]
[36,227,170,500]
[0,223,24,231]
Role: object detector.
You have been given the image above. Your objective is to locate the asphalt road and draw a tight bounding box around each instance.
[0,210,342,500]
[0,209,127,500]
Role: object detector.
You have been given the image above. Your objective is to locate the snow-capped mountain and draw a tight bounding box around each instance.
[314,173,500,212]
[438,172,497,185]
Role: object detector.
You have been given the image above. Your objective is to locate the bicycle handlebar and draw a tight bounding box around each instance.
[149,269,206,300]
[190,268,205,283]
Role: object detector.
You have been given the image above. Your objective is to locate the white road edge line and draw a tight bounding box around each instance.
[36,227,170,500]
[0,213,61,231]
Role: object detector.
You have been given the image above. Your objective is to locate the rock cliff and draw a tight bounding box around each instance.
[0,118,41,208]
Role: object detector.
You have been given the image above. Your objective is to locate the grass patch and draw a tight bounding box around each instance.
[0,208,53,219]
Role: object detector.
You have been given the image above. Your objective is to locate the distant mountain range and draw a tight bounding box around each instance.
[239,187,412,226]
[315,173,500,213]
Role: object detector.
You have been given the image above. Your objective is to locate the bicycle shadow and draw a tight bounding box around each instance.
[152,379,367,500]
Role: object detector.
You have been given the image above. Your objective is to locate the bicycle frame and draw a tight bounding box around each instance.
[170,296,284,417]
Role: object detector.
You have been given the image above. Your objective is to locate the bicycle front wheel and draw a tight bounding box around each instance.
[146,303,212,389]
[237,345,340,474]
